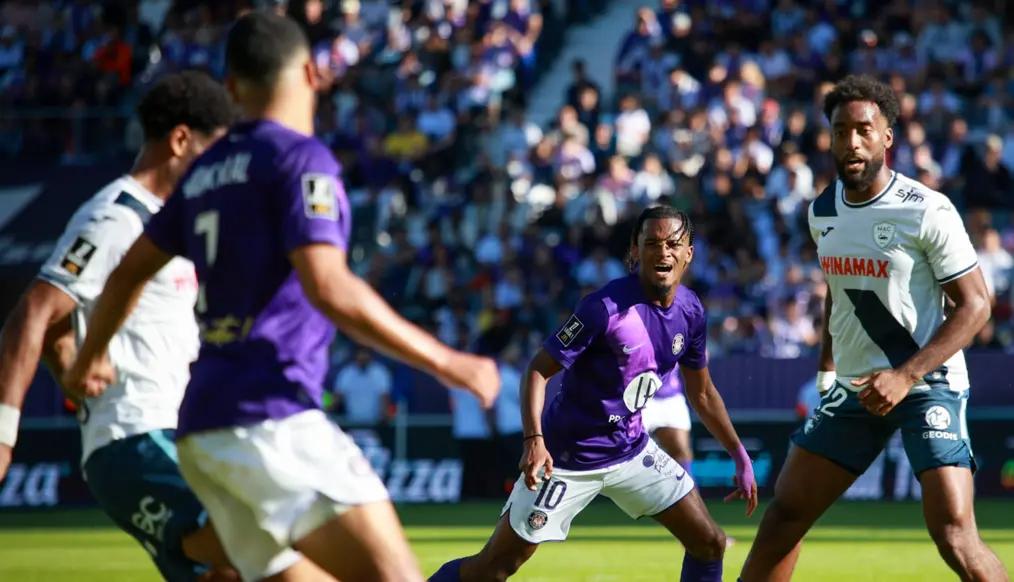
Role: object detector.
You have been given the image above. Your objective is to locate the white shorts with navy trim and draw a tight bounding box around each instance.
[502,439,695,543]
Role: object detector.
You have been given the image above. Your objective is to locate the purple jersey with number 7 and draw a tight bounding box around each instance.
[144,120,351,437]
[541,275,708,470]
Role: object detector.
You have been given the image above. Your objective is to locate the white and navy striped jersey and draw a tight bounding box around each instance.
[808,171,979,393]
[38,176,199,464]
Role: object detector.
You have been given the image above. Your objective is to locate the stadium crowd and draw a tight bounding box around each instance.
[1,0,1013,377]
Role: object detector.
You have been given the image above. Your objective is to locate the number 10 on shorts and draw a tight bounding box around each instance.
[534,479,567,510]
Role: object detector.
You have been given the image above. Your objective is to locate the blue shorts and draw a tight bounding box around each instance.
[83,430,207,582]
[791,384,975,477]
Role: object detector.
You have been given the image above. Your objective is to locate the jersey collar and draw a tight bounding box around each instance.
[840,171,897,209]
[120,175,164,211]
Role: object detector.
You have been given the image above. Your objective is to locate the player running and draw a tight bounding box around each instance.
[65,12,498,582]
[432,206,758,582]
[0,72,237,580]
[740,75,1008,582]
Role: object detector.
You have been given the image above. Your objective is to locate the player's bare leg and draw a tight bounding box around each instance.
[652,487,726,580]
[739,446,856,582]
[271,500,422,582]
[920,466,1008,581]
[445,513,538,582]
[182,522,231,569]
[652,427,693,470]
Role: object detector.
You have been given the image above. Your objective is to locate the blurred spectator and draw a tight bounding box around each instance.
[964,135,1012,210]
[450,383,496,499]
[766,297,818,359]
[494,342,524,493]
[978,228,1013,300]
[331,348,393,425]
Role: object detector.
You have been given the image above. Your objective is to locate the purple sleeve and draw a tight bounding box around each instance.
[680,302,708,370]
[542,296,608,369]
[277,140,352,253]
[144,181,186,256]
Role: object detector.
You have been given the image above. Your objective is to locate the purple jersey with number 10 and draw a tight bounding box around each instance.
[542,275,707,470]
[145,120,351,437]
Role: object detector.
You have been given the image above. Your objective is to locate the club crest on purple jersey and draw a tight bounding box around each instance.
[672,333,685,355]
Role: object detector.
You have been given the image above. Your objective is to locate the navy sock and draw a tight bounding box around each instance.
[429,557,465,582]
[680,554,722,582]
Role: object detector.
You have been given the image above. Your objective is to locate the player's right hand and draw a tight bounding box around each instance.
[519,436,553,491]
[63,353,115,399]
[0,444,12,482]
[437,353,500,408]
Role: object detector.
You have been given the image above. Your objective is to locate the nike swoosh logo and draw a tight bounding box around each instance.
[622,344,643,354]
[821,227,835,237]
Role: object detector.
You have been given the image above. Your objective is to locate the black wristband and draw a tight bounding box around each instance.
[523,433,543,441]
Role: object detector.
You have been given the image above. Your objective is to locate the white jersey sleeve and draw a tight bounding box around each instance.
[918,201,979,284]
[38,204,142,304]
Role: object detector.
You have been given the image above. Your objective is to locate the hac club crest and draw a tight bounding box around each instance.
[873,222,896,249]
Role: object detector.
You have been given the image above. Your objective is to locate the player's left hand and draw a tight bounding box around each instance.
[62,353,115,399]
[724,445,758,517]
[853,368,918,416]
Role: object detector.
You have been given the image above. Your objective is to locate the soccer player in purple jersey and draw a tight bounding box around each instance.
[432,206,758,582]
[65,12,499,582]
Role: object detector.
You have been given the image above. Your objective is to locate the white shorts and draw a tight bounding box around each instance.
[641,393,692,433]
[177,410,389,581]
[502,439,695,543]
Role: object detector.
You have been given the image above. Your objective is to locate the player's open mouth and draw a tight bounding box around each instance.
[845,158,865,172]
[654,264,673,273]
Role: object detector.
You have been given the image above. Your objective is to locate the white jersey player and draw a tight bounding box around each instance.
[39,176,200,464]
[742,74,1007,582]
[808,170,978,394]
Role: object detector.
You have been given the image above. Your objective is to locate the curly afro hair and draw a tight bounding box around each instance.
[137,70,235,141]
[823,74,899,127]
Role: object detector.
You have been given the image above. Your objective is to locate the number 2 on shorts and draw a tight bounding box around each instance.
[818,384,848,417]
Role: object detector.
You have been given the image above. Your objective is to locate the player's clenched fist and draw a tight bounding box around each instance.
[63,354,115,399]
[519,435,553,491]
[853,368,918,416]
[437,353,500,409]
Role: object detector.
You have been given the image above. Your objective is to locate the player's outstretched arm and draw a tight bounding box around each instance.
[290,243,500,407]
[518,349,562,490]
[63,235,171,399]
[854,268,990,415]
[683,365,759,516]
[0,281,77,479]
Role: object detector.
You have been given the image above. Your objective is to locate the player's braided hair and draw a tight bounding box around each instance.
[823,74,900,126]
[138,71,235,141]
[626,206,694,271]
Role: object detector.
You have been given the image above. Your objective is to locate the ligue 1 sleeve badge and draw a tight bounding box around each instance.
[527,509,548,531]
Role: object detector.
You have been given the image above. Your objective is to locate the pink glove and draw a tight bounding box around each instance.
[725,443,759,516]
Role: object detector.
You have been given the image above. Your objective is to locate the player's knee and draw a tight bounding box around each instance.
[685,526,726,561]
[765,496,806,526]
[928,521,979,560]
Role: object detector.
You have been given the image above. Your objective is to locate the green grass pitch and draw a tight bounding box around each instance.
[0,500,1011,580]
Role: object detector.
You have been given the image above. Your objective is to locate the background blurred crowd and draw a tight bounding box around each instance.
[1,0,1013,415]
